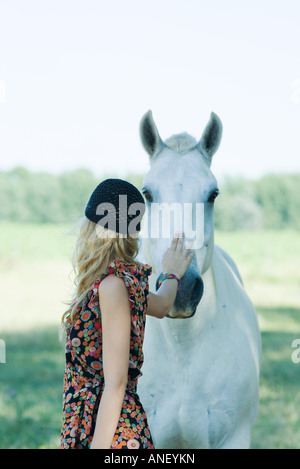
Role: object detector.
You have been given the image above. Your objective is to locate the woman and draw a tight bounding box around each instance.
[60,178,194,449]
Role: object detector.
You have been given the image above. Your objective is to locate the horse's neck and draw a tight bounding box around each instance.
[195,264,218,324]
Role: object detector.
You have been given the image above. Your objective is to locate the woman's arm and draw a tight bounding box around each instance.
[146,233,194,319]
[90,275,131,449]
[147,281,179,319]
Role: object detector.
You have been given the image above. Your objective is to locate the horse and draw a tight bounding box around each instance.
[136,110,262,449]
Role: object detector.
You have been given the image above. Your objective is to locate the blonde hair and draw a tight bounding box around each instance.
[62,216,141,324]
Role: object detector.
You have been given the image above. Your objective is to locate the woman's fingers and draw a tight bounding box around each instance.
[170,233,179,249]
[188,250,195,258]
[185,240,194,250]
[176,234,184,251]
[163,233,195,277]
[172,232,184,251]
[170,233,195,253]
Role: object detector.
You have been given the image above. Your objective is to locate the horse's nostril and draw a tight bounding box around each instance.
[190,276,204,306]
[158,269,204,317]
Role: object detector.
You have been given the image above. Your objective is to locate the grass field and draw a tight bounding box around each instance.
[0,222,300,449]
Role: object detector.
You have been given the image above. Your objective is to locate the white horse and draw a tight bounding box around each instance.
[137,110,262,449]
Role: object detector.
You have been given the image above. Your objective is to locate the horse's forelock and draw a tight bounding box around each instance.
[164,133,197,155]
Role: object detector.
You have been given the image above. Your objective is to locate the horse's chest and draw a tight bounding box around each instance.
[140,316,256,449]
[148,370,236,449]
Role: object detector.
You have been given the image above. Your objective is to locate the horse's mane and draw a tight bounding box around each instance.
[165,132,198,154]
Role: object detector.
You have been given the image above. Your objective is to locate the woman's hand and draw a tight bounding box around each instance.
[161,232,194,279]
[147,233,195,318]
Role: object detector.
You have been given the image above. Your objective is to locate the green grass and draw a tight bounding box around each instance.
[215,230,300,449]
[251,306,300,449]
[0,327,65,449]
[1,223,300,449]
[0,222,74,271]
[214,230,300,308]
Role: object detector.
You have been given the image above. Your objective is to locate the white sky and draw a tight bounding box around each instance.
[0,0,300,182]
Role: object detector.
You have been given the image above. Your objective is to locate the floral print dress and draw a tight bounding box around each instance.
[60,258,154,449]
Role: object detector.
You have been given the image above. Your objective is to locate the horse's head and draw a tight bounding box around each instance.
[139,110,222,318]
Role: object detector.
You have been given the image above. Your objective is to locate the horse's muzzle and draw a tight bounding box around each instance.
[155,268,204,319]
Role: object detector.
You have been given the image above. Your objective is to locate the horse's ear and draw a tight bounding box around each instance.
[197,112,223,163]
[139,110,165,158]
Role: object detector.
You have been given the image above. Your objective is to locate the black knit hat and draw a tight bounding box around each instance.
[85,178,145,235]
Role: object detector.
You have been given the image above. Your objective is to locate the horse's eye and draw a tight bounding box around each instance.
[142,191,153,202]
[208,189,220,203]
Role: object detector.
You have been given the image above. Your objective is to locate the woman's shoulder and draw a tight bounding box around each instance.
[93,258,152,293]
[107,258,152,279]
[98,273,130,299]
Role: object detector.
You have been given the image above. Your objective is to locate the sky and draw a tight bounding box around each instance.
[0,0,300,182]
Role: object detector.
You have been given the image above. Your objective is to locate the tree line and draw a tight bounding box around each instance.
[0,166,299,230]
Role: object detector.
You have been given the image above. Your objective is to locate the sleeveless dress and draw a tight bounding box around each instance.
[60,258,155,449]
